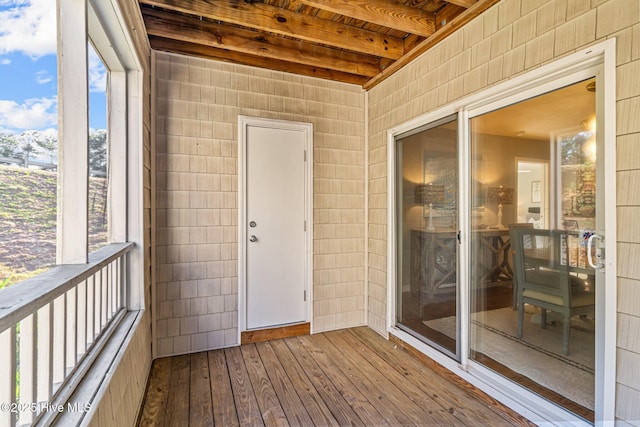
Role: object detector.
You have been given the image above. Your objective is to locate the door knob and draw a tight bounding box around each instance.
[249,235,258,242]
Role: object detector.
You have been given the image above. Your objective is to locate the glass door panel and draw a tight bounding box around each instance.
[469,79,597,422]
[396,115,459,359]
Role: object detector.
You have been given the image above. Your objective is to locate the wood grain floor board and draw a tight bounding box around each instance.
[208,350,239,427]
[240,344,290,427]
[294,334,393,426]
[255,341,316,426]
[345,327,514,426]
[355,328,535,426]
[137,356,172,426]
[189,352,214,427]
[266,339,341,427]
[283,337,366,426]
[350,328,532,426]
[164,355,191,427]
[224,346,265,426]
[327,329,458,425]
[138,327,533,427]
[309,332,437,426]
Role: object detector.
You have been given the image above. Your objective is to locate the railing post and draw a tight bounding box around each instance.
[19,313,37,424]
[0,326,17,427]
[121,253,128,309]
[67,288,78,368]
[107,262,112,320]
[77,280,87,357]
[100,268,105,329]
[87,276,95,346]
[37,304,53,405]
[52,294,67,393]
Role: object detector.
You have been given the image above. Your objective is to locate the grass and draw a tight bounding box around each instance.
[0,265,49,290]
[0,165,108,287]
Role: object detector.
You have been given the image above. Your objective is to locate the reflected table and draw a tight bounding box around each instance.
[410,228,512,298]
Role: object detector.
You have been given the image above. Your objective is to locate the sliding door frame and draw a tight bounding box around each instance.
[387,39,617,425]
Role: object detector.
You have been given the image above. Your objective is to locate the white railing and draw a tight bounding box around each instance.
[0,242,134,427]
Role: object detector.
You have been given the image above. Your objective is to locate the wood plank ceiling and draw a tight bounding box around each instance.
[138,0,499,89]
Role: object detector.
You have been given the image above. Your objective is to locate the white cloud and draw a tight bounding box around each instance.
[35,69,52,84]
[0,96,57,131]
[0,58,10,65]
[88,46,107,93]
[0,0,56,58]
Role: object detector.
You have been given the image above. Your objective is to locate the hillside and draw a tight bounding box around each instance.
[0,165,108,287]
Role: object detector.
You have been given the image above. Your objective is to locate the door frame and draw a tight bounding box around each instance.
[514,157,550,228]
[387,39,616,424]
[238,116,314,337]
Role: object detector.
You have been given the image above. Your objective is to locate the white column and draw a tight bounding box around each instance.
[57,0,89,264]
[108,71,127,243]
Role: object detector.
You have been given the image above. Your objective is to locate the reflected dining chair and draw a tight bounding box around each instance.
[511,227,595,355]
[508,223,534,310]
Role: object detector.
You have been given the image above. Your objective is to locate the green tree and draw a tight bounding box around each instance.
[89,129,107,175]
[16,131,41,166]
[13,131,58,166]
[0,133,18,158]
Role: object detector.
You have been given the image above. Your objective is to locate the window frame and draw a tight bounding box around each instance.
[57,0,145,309]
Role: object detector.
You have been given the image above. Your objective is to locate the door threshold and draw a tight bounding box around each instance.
[241,322,310,344]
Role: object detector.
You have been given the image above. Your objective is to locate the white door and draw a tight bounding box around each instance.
[242,118,310,330]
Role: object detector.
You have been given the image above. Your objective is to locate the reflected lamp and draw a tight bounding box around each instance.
[415,183,445,231]
[486,185,514,229]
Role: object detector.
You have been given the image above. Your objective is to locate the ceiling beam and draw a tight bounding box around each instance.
[363,0,500,90]
[138,0,405,59]
[149,36,369,86]
[446,0,478,8]
[142,7,381,77]
[435,4,467,29]
[297,0,436,37]
[403,34,423,53]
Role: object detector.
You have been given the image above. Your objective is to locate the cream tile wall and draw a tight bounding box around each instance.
[154,52,366,356]
[366,0,640,422]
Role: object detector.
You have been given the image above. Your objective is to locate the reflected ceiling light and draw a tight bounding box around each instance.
[583,137,597,162]
[581,116,596,133]
[516,130,526,137]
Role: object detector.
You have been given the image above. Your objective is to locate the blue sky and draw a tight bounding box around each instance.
[0,0,107,136]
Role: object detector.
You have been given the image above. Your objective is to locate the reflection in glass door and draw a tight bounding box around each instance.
[395,115,459,358]
[469,78,599,422]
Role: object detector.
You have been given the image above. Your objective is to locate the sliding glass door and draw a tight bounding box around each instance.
[392,63,612,422]
[395,115,459,358]
[469,78,600,422]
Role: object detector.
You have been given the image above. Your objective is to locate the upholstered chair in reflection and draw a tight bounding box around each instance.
[511,227,595,355]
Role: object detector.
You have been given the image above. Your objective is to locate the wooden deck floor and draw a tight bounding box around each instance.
[138,327,534,426]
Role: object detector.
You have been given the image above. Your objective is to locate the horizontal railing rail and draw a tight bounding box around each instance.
[0,242,134,426]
